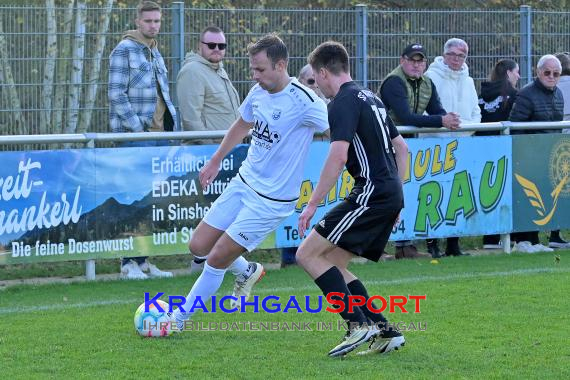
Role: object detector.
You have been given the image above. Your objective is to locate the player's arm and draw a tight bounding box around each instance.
[391,135,408,182]
[298,140,349,237]
[199,117,252,187]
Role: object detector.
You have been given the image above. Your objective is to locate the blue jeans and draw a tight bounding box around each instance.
[281,247,297,264]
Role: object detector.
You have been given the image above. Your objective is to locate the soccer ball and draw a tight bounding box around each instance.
[134,299,173,337]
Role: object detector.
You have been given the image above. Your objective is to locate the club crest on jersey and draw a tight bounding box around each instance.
[272,109,282,120]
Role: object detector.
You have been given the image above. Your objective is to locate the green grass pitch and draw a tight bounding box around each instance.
[1,252,569,379]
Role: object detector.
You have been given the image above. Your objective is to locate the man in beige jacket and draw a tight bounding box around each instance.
[176,26,240,142]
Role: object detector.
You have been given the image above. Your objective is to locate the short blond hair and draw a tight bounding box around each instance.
[137,1,161,17]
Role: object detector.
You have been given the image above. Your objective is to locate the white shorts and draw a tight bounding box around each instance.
[203,176,296,251]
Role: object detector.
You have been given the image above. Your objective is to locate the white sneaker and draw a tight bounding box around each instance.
[140,261,173,278]
[512,241,534,253]
[532,243,554,253]
[483,243,502,249]
[357,329,405,355]
[120,260,148,280]
[230,263,265,309]
[169,308,189,332]
[328,326,377,357]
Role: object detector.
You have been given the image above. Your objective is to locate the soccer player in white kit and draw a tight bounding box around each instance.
[172,34,329,328]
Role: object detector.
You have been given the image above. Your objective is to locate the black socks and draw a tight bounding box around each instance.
[314,266,367,326]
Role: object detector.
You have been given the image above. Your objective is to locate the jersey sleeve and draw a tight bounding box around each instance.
[238,85,258,123]
[386,110,400,139]
[329,94,360,143]
[303,97,329,133]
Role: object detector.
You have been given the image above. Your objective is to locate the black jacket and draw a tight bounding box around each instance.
[477,80,518,136]
[509,78,563,134]
[379,75,446,128]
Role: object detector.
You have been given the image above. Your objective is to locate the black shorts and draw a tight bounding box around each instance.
[314,199,400,262]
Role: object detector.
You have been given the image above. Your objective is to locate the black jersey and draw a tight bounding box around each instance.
[328,81,403,209]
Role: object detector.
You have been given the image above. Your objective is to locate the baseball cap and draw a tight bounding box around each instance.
[402,43,427,59]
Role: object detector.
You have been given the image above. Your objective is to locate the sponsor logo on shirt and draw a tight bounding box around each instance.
[252,120,281,149]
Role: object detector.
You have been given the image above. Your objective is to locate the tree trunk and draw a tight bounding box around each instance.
[53,0,74,134]
[64,0,86,134]
[0,17,26,135]
[78,0,114,133]
[41,0,57,135]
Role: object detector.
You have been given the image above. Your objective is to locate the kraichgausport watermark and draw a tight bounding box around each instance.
[143,319,428,333]
[144,292,426,314]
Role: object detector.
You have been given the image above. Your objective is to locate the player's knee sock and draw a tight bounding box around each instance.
[177,263,226,318]
[314,266,367,327]
[347,279,388,327]
[227,256,249,276]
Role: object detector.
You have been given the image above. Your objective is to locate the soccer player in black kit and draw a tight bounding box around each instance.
[296,41,408,357]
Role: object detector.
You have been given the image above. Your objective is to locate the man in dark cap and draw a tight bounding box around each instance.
[379,43,461,259]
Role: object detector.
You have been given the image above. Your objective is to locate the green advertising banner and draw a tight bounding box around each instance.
[276,137,513,245]
[512,134,570,232]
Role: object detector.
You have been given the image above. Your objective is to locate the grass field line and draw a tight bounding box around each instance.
[264,266,569,292]
[1,266,567,316]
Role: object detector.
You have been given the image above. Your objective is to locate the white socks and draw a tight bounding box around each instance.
[227,255,249,276]
[174,256,249,327]
[177,262,226,318]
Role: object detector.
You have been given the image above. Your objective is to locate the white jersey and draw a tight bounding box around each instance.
[238,78,329,200]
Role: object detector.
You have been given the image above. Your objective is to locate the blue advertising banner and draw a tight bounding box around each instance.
[275,137,512,247]
[0,145,248,264]
[0,150,96,263]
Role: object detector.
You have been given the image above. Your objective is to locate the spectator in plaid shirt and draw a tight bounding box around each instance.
[108,1,177,280]
[108,1,177,136]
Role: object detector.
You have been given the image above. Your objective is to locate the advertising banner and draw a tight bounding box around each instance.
[276,137,512,247]
[512,134,570,232]
[0,145,247,264]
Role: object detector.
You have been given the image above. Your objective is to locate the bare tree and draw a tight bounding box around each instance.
[41,0,57,135]
[78,0,114,133]
[0,17,26,135]
[53,0,75,134]
[64,0,86,134]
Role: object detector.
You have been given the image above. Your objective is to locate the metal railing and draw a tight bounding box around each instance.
[1,122,569,147]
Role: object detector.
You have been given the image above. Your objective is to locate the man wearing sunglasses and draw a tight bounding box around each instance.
[298,64,328,102]
[509,54,568,251]
[509,54,564,132]
[177,26,240,144]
